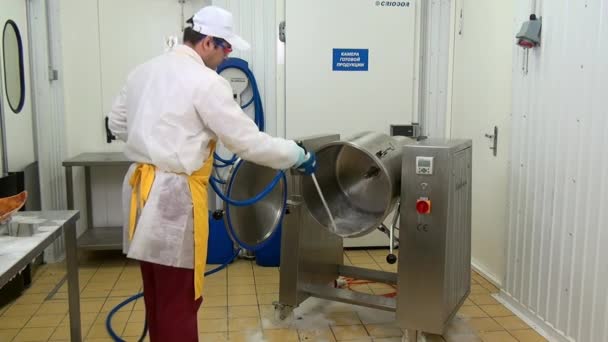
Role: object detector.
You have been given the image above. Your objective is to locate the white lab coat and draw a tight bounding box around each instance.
[108,44,301,269]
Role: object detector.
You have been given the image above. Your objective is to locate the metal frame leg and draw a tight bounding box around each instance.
[64,221,81,342]
[84,166,92,230]
[273,302,294,321]
[65,166,73,209]
[402,330,426,342]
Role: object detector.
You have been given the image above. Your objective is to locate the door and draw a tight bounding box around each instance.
[89,0,208,229]
[98,0,209,142]
[285,0,418,139]
[449,0,514,285]
[285,0,418,247]
[0,0,36,174]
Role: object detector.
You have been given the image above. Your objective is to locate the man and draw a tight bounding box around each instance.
[107,5,316,341]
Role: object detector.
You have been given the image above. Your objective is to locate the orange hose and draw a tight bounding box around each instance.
[342,277,398,298]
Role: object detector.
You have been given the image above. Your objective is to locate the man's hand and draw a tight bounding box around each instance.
[293,142,317,175]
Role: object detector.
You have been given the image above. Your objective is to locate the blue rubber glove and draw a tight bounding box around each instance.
[297,151,317,175]
[293,145,317,175]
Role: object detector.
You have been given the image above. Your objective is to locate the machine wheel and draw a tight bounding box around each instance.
[241,249,256,260]
[272,302,294,321]
[334,277,348,288]
[274,308,291,321]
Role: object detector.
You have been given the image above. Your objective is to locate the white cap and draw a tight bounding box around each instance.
[191,6,250,50]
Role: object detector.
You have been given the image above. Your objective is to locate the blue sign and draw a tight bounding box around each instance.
[332,49,369,71]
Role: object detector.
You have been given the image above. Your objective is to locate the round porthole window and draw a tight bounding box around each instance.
[3,20,26,114]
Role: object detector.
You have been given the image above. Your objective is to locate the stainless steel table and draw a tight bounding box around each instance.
[63,152,131,250]
[0,211,81,342]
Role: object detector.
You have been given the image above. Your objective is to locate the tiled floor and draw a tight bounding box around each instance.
[0,249,548,342]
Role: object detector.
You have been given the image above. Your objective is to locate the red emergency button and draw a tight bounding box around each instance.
[416,198,431,214]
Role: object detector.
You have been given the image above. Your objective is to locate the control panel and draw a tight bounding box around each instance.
[416,156,434,175]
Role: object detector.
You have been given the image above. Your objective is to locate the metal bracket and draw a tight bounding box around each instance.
[48,68,59,81]
[523,50,528,75]
[279,21,286,42]
[376,146,395,159]
[378,224,400,242]
[301,283,397,312]
[272,301,294,321]
[105,117,116,143]
[178,0,187,31]
[458,6,464,35]
[484,126,498,156]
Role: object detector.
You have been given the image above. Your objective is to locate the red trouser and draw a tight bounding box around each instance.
[139,261,203,341]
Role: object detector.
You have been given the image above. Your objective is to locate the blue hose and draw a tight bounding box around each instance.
[216,58,265,131]
[224,163,288,252]
[212,161,233,168]
[210,161,287,251]
[210,170,284,207]
[213,153,238,166]
[105,248,242,342]
[105,293,144,342]
[107,58,280,341]
[213,57,265,165]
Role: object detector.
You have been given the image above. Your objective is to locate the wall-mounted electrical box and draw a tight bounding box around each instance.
[391,124,421,138]
[516,14,541,48]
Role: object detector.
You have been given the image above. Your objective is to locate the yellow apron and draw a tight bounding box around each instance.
[128,142,216,300]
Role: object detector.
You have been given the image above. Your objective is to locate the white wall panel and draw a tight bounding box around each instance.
[27,0,69,261]
[212,0,278,135]
[98,0,184,153]
[58,0,103,236]
[421,0,452,138]
[60,0,104,157]
[502,1,608,341]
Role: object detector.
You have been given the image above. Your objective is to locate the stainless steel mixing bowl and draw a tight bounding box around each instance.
[302,131,408,237]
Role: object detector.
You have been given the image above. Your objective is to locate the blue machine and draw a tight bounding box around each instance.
[206,211,234,264]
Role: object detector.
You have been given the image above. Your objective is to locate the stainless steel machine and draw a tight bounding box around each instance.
[222,132,472,341]
[275,133,472,341]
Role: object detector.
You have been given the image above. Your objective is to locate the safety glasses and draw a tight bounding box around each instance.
[213,38,232,54]
[221,42,233,54]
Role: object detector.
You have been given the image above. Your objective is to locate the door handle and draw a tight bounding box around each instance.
[105,117,116,144]
[485,126,498,156]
